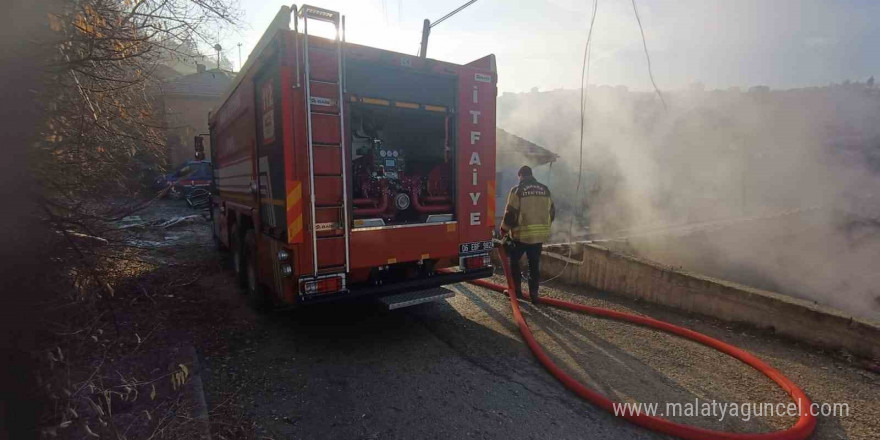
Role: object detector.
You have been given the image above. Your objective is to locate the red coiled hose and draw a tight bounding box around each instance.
[465,247,816,440]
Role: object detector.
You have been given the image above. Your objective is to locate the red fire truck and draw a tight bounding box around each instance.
[209,5,496,308]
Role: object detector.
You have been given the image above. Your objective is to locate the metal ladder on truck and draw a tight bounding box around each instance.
[299,5,350,282]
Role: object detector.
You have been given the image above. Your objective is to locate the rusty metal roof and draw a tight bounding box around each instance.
[497,128,559,166]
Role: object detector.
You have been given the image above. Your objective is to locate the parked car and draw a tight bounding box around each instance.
[155,160,212,197]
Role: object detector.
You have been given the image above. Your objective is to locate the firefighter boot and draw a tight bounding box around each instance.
[529,292,539,304]
[528,279,540,304]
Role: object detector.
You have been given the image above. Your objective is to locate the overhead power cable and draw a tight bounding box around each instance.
[576,0,599,196]
[631,0,667,110]
[536,0,599,286]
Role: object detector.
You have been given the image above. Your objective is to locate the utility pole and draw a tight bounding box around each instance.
[419,19,430,58]
[419,0,478,59]
[213,44,222,70]
[237,43,242,72]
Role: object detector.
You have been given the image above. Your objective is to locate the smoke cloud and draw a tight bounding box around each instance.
[498,83,880,321]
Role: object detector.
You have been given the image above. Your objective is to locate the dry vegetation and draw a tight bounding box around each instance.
[15,0,245,438]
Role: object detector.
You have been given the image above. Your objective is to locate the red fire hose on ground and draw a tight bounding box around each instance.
[464,246,817,440]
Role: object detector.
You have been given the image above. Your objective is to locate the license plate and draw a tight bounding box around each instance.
[460,240,493,255]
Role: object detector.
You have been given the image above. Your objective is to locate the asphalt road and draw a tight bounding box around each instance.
[196,268,880,440]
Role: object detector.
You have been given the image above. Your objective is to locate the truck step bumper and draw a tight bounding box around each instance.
[378,287,455,310]
[298,266,493,305]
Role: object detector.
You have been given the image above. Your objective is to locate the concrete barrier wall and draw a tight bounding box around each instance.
[536,243,880,360]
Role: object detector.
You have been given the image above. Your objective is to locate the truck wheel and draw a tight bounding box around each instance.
[230,228,246,287]
[244,230,269,310]
[211,206,226,251]
[213,229,224,251]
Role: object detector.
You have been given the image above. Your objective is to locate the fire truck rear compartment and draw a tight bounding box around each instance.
[350,104,455,227]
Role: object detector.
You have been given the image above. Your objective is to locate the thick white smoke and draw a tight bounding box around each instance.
[498,83,880,320]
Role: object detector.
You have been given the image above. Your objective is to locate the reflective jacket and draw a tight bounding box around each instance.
[501,176,555,244]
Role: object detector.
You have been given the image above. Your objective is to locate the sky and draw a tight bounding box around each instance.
[217,0,880,93]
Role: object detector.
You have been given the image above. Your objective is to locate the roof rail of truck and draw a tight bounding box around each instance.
[298,4,339,22]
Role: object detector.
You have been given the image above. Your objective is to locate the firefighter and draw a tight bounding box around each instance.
[500,165,555,303]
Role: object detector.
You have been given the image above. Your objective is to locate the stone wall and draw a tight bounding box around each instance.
[534,242,880,360]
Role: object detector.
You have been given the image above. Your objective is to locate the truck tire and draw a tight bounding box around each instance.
[211,206,226,251]
[230,228,246,287]
[212,229,224,251]
[243,230,269,310]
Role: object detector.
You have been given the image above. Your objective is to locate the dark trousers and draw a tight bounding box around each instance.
[507,241,542,299]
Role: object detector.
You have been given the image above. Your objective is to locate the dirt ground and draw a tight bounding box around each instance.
[104,200,880,440]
